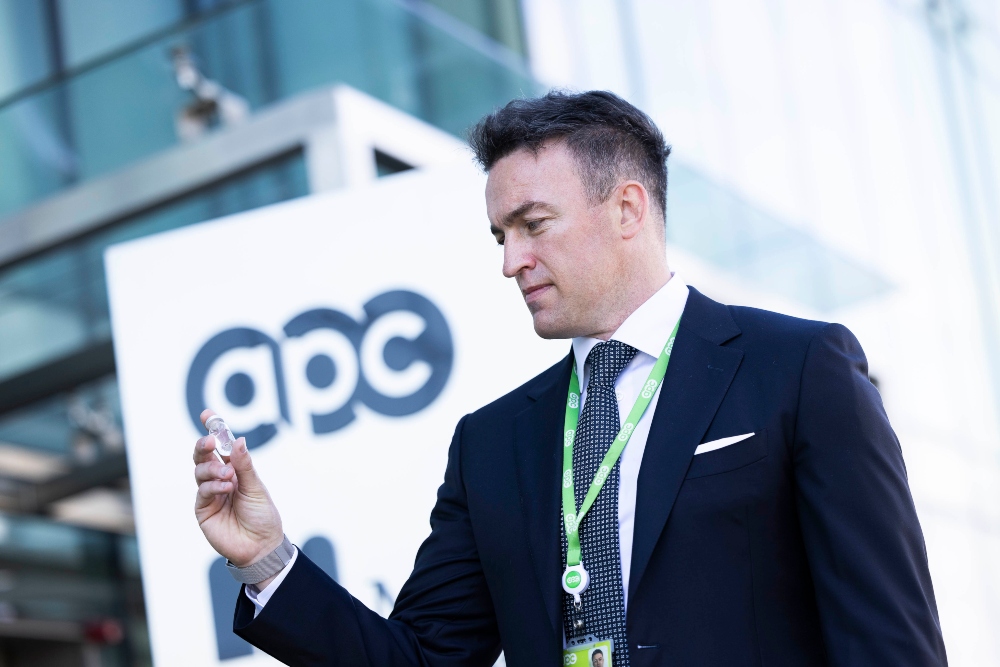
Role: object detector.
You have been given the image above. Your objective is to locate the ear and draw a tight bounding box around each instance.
[618,181,648,240]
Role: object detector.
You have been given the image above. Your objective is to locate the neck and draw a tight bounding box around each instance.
[589,265,672,341]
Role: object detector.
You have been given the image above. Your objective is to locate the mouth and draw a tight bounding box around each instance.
[521,283,552,305]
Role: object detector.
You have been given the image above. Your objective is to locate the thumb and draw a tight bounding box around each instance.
[229,437,267,497]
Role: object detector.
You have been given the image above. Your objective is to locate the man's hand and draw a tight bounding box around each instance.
[193,409,284,585]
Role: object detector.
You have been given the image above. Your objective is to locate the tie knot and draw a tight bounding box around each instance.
[586,340,637,389]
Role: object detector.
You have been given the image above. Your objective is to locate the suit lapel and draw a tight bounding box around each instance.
[514,354,573,641]
[628,289,743,604]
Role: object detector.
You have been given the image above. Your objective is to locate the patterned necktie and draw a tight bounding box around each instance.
[562,340,637,666]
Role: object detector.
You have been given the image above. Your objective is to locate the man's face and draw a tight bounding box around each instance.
[486,141,624,339]
[592,651,605,667]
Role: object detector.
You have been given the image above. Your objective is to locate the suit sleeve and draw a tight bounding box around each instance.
[233,414,501,666]
[793,324,947,665]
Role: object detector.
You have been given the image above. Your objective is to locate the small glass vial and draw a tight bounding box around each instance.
[205,415,237,457]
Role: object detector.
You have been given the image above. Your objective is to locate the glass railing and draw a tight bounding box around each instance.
[0,152,307,384]
[668,164,892,311]
[0,0,537,219]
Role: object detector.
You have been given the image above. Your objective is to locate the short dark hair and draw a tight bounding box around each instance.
[468,90,671,220]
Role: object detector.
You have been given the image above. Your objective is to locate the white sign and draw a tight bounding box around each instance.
[105,165,566,665]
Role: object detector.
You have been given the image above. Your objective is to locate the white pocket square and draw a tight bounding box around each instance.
[694,432,755,455]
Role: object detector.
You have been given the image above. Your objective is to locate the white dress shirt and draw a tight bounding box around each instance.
[569,274,688,613]
[245,546,297,614]
[248,275,689,618]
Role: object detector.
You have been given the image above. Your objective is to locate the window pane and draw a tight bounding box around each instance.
[57,0,183,67]
[425,0,526,56]
[0,150,308,382]
[0,0,54,98]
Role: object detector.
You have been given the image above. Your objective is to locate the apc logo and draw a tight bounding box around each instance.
[617,422,635,442]
[185,290,453,449]
[640,378,659,399]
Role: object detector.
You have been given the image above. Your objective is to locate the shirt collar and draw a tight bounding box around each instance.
[572,274,690,382]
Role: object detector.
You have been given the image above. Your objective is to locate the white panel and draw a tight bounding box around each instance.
[105,164,566,665]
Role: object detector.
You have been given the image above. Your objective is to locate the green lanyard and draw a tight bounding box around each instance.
[560,321,680,606]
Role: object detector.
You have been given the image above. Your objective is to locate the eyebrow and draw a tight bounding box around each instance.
[490,200,553,235]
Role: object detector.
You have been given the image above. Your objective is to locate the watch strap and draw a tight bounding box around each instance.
[226,535,295,585]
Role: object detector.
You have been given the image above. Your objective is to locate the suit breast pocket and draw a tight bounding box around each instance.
[686,430,768,479]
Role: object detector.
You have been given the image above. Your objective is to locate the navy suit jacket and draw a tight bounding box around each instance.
[235,288,947,666]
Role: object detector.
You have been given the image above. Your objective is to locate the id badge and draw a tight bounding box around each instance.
[562,636,613,667]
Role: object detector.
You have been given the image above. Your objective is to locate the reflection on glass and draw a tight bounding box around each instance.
[0,0,536,218]
[0,150,307,383]
[0,0,54,99]
[57,0,184,67]
[0,512,149,665]
[669,164,892,311]
[0,375,120,462]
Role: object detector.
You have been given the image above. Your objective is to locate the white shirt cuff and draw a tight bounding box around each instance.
[244,546,298,618]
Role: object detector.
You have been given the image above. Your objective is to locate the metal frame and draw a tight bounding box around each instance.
[0,84,467,269]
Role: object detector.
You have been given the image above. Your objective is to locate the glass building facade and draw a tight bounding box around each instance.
[0,0,532,218]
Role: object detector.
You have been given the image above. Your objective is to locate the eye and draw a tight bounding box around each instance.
[525,218,544,232]
[494,233,505,246]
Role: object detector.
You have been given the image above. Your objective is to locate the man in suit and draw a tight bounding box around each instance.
[192,91,947,666]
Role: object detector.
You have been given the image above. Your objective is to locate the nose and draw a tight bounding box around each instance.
[502,236,534,279]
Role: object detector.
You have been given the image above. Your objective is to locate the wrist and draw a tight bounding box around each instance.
[252,572,280,592]
[226,535,295,584]
[232,532,285,569]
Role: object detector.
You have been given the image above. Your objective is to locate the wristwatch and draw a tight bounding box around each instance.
[226,535,296,584]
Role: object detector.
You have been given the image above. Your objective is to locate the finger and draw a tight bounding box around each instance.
[197,412,232,465]
[228,438,266,496]
[200,408,217,428]
[196,479,233,503]
[193,435,221,464]
[194,460,234,486]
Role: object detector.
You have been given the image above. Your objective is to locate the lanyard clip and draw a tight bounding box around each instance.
[562,563,589,612]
